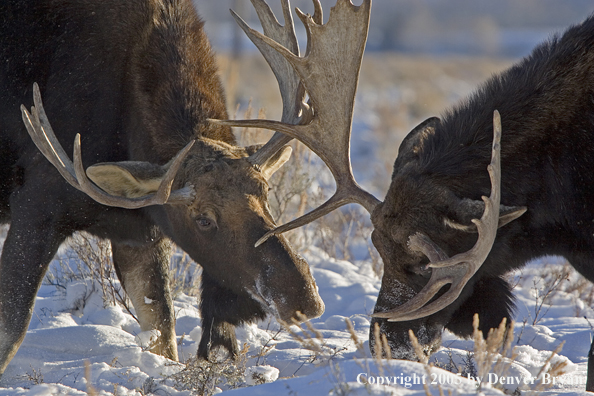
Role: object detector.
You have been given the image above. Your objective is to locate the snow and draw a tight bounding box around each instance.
[135,330,162,351]
[244,365,279,386]
[0,244,592,395]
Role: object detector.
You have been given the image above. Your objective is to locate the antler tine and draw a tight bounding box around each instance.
[255,163,380,246]
[21,83,195,209]
[372,232,477,321]
[211,0,380,243]
[256,189,348,247]
[372,110,503,322]
[231,0,310,166]
[71,133,196,207]
[21,85,80,188]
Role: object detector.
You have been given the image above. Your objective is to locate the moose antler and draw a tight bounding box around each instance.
[234,0,320,166]
[372,110,504,322]
[21,83,195,209]
[210,0,380,246]
[215,1,510,321]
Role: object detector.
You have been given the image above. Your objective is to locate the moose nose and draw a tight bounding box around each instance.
[271,280,325,323]
[256,233,325,323]
[298,287,325,320]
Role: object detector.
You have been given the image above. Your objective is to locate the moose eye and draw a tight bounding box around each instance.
[196,216,214,230]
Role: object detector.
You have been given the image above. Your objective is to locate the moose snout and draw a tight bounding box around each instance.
[290,284,325,322]
[277,299,325,325]
[283,256,325,322]
[254,238,325,323]
[263,274,325,324]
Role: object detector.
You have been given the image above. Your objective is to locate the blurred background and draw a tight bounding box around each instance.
[192,0,594,263]
[198,0,594,57]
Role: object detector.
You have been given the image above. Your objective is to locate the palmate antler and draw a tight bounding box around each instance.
[210,0,381,246]
[21,83,196,208]
[373,111,504,321]
[234,0,317,166]
[213,0,514,321]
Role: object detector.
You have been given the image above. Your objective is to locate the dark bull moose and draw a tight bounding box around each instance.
[0,0,329,377]
[368,13,594,393]
[215,1,594,392]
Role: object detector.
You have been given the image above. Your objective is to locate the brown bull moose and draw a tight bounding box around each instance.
[216,1,594,392]
[0,0,329,377]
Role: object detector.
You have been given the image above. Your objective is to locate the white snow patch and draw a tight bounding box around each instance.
[1,217,593,395]
[244,365,279,385]
[134,329,161,350]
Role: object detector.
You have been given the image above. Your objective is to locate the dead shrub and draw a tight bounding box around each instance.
[169,344,249,395]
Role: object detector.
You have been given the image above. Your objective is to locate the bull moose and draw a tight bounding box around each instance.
[0,0,328,377]
[217,2,594,392]
[367,13,594,392]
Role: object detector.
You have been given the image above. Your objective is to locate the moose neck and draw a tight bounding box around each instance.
[417,30,594,202]
[125,0,234,164]
[402,22,594,266]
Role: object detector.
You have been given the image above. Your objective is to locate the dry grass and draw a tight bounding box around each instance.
[509,259,594,325]
[409,329,439,396]
[169,250,202,298]
[471,315,516,392]
[16,366,44,387]
[84,361,99,396]
[43,232,202,316]
[408,314,568,395]
[168,344,249,396]
[281,312,348,369]
[539,262,594,317]
[44,233,133,314]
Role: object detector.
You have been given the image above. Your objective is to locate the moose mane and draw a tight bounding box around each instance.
[127,0,234,162]
[416,14,594,201]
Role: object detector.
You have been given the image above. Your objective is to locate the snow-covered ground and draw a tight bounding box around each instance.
[0,241,592,395]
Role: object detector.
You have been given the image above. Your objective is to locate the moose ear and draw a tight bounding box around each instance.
[498,206,528,228]
[260,145,292,180]
[86,161,167,198]
[398,117,441,158]
[445,198,527,233]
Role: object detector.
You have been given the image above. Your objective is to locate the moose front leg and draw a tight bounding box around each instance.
[0,205,66,378]
[198,271,266,360]
[111,238,178,361]
[198,272,240,359]
[198,316,239,360]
